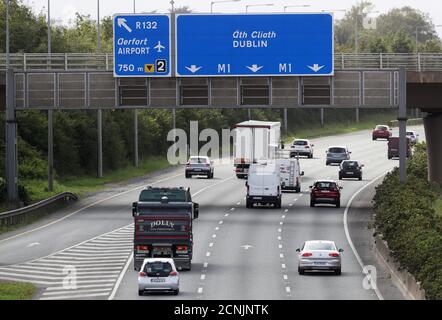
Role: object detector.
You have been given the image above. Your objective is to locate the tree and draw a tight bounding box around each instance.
[419,39,442,53]
[391,31,414,53]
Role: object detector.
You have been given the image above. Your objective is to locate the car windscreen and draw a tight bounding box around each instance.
[293,140,308,146]
[376,126,388,131]
[144,262,173,277]
[328,148,346,153]
[139,189,187,202]
[406,132,414,136]
[189,157,207,164]
[342,161,359,169]
[315,182,337,190]
[304,242,336,251]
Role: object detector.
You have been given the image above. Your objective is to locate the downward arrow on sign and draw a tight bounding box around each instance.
[185,65,203,73]
[246,64,264,73]
[307,64,325,73]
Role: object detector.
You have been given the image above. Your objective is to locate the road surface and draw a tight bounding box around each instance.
[0,126,424,300]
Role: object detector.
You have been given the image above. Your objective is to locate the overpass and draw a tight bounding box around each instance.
[1,53,442,202]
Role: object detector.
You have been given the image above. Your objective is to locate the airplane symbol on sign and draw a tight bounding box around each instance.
[154,41,165,53]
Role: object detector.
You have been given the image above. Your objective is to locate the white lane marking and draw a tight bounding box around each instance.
[236,202,241,205]
[224,214,229,217]
[203,262,208,268]
[42,288,111,296]
[47,284,114,291]
[230,208,235,211]
[200,275,206,280]
[278,236,282,241]
[289,204,293,207]
[279,244,283,249]
[284,209,289,213]
[280,253,284,259]
[209,243,214,248]
[219,221,223,225]
[283,275,288,280]
[280,222,284,225]
[215,227,219,231]
[286,287,291,293]
[343,171,388,301]
[281,264,286,269]
[278,228,282,233]
[281,215,286,219]
[197,287,203,294]
[108,255,133,300]
[0,173,182,245]
[299,194,303,197]
[206,252,211,257]
[40,293,109,300]
[26,242,40,248]
[212,234,217,238]
[192,176,235,198]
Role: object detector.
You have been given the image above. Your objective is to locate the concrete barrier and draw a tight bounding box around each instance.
[374,234,426,300]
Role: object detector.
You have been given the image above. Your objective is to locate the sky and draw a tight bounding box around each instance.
[23,0,442,37]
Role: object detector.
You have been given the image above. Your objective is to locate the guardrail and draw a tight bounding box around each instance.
[0,192,78,227]
[1,53,442,71]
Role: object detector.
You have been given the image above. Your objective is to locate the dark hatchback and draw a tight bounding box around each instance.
[339,160,364,180]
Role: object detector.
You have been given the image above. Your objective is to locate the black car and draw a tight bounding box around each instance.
[339,160,364,181]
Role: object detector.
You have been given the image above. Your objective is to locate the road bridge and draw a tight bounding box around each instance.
[1,53,442,201]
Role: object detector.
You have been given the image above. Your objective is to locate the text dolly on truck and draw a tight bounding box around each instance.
[132,187,199,271]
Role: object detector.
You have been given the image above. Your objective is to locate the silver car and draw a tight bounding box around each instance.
[406,131,419,145]
[138,258,180,295]
[297,240,343,275]
[326,146,351,166]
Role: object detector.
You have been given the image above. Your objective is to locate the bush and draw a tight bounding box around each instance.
[373,143,442,299]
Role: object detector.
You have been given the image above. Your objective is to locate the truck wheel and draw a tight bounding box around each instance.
[138,290,144,296]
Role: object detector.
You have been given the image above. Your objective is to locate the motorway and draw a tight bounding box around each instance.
[0,126,424,300]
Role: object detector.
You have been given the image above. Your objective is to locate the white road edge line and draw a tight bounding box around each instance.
[343,171,388,301]
[108,255,133,300]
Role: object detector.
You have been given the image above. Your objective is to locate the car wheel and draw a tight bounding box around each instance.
[138,290,144,296]
[296,186,301,193]
[372,137,376,141]
[339,175,342,180]
[335,268,341,276]
[336,200,341,208]
[173,289,179,296]
[246,200,252,208]
[326,162,329,166]
[359,175,362,181]
[310,200,315,207]
[186,174,191,179]
[309,153,313,159]
[298,267,305,275]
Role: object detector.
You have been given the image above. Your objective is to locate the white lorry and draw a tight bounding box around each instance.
[246,162,282,209]
[233,121,282,179]
[276,158,304,193]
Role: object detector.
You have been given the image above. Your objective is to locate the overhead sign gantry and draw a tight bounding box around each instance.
[175,13,334,77]
[113,14,171,77]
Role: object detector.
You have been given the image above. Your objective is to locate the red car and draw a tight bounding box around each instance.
[310,180,342,208]
[372,125,392,140]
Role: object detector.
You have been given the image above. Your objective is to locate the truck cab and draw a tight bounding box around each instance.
[132,187,199,271]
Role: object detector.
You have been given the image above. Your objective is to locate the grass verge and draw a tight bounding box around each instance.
[0,281,36,300]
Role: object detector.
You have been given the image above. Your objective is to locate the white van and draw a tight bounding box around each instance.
[276,158,304,193]
[246,163,282,208]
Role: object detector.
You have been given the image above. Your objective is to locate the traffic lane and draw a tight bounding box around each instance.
[200,204,286,300]
[0,162,235,265]
[114,174,247,300]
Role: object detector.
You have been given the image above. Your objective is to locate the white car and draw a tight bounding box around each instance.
[297,240,343,275]
[138,258,179,296]
[406,131,419,145]
[246,162,282,208]
[290,139,314,158]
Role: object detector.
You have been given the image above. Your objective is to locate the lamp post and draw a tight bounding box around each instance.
[97,0,103,177]
[283,5,310,12]
[211,0,241,14]
[246,3,274,13]
[47,0,54,191]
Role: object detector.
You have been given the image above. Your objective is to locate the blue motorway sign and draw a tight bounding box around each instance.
[176,14,334,77]
[113,14,171,77]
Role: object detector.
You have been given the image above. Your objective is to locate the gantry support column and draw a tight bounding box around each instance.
[424,112,442,185]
